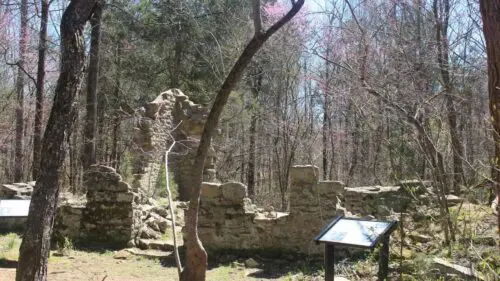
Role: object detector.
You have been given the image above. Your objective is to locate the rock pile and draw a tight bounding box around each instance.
[132,200,185,250]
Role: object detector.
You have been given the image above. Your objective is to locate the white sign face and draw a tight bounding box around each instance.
[317,218,393,247]
[0,200,30,217]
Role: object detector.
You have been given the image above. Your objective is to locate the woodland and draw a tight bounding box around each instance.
[0,0,499,281]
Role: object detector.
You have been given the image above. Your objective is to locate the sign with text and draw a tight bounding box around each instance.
[0,200,30,217]
[315,216,398,281]
[315,216,397,248]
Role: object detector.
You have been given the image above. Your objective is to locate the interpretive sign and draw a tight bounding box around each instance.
[0,200,30,217]
[315,216,398,281]
[316,216,396,248]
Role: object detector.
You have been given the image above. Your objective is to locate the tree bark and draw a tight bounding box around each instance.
[14,0,28,182]
[181,1,304,280]
[33,0,50,180]
[478,0,500,235]
[247,69,262,198]
[16,1,99,280]
[82,2,103,170]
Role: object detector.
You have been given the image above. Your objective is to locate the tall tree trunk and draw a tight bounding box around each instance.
[322,87,329,180]
[171,39,183,88]
[14,0,28,182]
[82,3,102,170]
[33,0,50,180]
[478,0,500,235]
[111,46,122,170]
[322,20,333,181]
[16,2,98,280]
[247,69,262,198]
[181,1,304,280]
[434,0,463,194]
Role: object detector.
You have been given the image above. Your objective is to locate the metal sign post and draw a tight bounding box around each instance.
[315,216,398,281]
[324,243,335,281]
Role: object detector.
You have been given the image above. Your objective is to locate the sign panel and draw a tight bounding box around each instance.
[0,200,30,217]
[316,216,396,248]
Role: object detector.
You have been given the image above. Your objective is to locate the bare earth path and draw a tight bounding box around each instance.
[0,249,297,281]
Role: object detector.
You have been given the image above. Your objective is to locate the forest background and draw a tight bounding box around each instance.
[0,0,494,211]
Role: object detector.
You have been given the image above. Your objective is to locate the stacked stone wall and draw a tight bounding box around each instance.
[343,185,412,217]
[195,165,415,255]
[131,91,177,201]
[130,89,213,202]
[196,165,345,254]
[287,166,345,253]
[81,165,139,246]
[53,165,179,248]
[197,181,290,251]
[53,199,85,242]
[51,89,204,247]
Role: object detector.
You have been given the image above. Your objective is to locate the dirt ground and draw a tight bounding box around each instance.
[1,203,497,281]
[0,247,312,281]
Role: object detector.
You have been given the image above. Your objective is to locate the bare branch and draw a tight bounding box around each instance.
[311,49,356,75]
[344,0,364,35]
[4,58,37,87]
[265,0,305,38]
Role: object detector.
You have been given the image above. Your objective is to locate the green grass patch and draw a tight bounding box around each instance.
[0,232,21,260]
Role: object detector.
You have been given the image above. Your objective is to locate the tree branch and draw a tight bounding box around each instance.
[345,0,364,35]
[265,0,305,38]
[4,58,37,87]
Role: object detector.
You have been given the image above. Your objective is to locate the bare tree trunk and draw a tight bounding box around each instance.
[322,44,331,180]
[478,0,500,235]
[111,47,122,169]
[82,2,102,170]
[14,0,28,182]
[433,0,463,194]
[322,93,329,180]
[181,2,304,280]
[171,39,182,88]
[247,68,262,197]
[348,106,359,182]
[33,0,50,180]
[16,2,99,280]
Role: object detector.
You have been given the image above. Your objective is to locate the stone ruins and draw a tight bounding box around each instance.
[0,89,425,256]
[52,89,208,247]
[197,165,414,254]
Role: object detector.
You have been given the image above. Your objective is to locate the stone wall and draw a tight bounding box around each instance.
[286,166,345,253]
[81,165,139,246]
[343,185,411,217]
[53,197,85,242]
[130,89,214,202]
[196,165,346,254]
[53,165,176,248]
[195,165,413,255]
